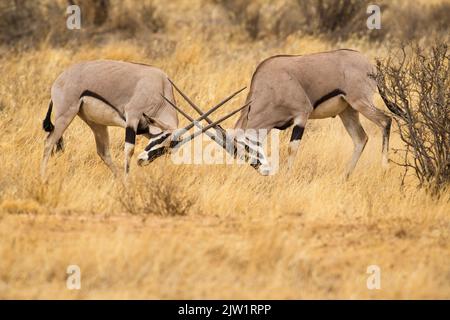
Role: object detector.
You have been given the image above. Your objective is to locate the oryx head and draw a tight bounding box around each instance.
[136,115,179,166]
[137,79,264,172]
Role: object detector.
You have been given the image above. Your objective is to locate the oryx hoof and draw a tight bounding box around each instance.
[258,164,274,176]
[137,157,148,167]
[382,158,390,169]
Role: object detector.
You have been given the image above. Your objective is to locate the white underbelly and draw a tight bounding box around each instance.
[310,95,348,119]
[79,97,126,127]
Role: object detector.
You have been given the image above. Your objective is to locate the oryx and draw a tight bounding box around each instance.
[41,60,180,179]
[140,49,396,177]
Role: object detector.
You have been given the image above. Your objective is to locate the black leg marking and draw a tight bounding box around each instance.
[136,126,149,135]
[382,118,392,151]
[290,125,305,142]
[125,127,136,144]
[144,133,171,151]
[147,147,169,162]
[384,118,392,138]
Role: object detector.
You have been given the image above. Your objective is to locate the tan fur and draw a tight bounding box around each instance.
[310,96,348,119]
[234,49,392,176]
[41,60,179,180]
[79,96,126,127]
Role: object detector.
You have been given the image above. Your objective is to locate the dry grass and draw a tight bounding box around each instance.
[0,0,449,299]
[116,172,195,217]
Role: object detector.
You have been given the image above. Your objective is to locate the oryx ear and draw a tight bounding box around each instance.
[148,125,163,135]
[143,113,174,131]
[143,113,155,125]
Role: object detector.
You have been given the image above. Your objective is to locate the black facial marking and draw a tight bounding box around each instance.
[147,147,168,162]
[290,125,305,142]
[313,89,346,108]
[245,137,260,146]
[235,140,263,163]
[144,133,171,151]
[244,144,264,165]
[125,127,136,144]
[80,90,125,121]
[244,142,261,155]
[250,159,262,170]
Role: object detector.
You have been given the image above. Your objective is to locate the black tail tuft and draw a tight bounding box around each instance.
[377,85,407,119]
[43,100,54,132]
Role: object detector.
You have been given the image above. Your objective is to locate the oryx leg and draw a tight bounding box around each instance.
[338,107,368,178]
[287,113,309,170]
[41,102,79,180]
[242,129,273,175]
[92,125,118,175]
[78,114,118,176]
[347,98,392,168]
[124,116,139,176]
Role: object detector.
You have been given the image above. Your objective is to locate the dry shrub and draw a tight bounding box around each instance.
[103,0,164,35]
[428,3,450,34]
[215,0,449,43]
[298,0,370,40]
[215,0,372,40]
[0,0,164,48]
[376,43,450,195]
[214,0,303,39]
[0,0,50,46]
[381,2,450,43]
[69,0,110,27]
[3,0,448,48]
[212,0,257,38]
[67,0,164,36]
[117,173,194,216]
[61,0,165,44]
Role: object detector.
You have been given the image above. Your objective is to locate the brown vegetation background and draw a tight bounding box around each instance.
[0,0,449,299]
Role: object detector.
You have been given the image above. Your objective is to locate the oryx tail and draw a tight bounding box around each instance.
[377,85,407,119]
[42,100,64,153]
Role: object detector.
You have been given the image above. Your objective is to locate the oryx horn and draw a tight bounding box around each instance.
[178,101,251,146]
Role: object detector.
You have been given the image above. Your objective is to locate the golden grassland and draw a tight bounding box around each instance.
[0,0,449,299]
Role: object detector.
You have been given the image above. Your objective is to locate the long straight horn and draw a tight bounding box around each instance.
[161,95,195,122]
[162,94,231,152]
[178,101,251,147]
[168,78,246,129]
[163,94,228,146]
[171,90,245,134]
[162,94,222,138]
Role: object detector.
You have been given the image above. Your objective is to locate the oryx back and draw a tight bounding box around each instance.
[238,49,377,130]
